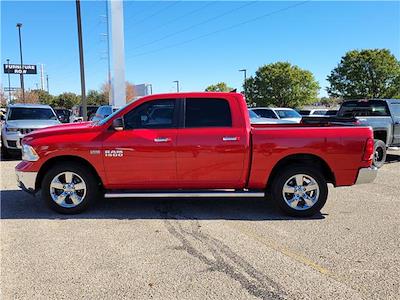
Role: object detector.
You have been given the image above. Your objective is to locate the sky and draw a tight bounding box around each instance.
[1,1,399,97]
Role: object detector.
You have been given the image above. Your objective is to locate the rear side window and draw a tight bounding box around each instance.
[253,109,277,118]
[338,100,390,117]
[185,98,232,128]
[389,102,400,117]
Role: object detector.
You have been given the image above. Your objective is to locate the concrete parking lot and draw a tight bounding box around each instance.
[1,152,399,299]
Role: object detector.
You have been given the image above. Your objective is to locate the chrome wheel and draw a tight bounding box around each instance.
[49,171,87,208]
[282,174,320,211]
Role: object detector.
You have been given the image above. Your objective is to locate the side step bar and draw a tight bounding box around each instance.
[104,191,265,199]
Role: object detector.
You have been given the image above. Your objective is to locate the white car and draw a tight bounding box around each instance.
[1,104,60,157]
[250,107,302,123]
[248,110,296,124]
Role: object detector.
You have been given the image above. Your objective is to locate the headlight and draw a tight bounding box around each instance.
[5,126,18,132]
[22,144,39,161]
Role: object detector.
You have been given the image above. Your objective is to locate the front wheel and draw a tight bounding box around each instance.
[41,162,99,214]
[271,165,328,217]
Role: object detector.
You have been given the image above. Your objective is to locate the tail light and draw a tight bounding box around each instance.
[362,138,374,161]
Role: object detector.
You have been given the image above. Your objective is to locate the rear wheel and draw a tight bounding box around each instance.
[271,165,328,217]
[373,139,386,168]
[41,162,99,214]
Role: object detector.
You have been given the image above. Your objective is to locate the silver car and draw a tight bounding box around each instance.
[1,104,60,157]
[248,110,296,124]
[250,107,302,123]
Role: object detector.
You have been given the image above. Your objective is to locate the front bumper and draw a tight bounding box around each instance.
[355,167,378,184]
[2,131,26,149]
[16,171,38,194]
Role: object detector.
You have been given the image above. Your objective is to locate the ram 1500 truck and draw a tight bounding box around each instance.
[16,92,377,217]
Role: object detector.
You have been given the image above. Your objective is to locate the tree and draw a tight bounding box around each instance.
[319,96,341,107]
[205,82,233,92]
[327,49,400,99]
[0,88,7,106]
[52,92,81,109]
[86,90,107,106]
[101,80,136,103]
[246,62,319,107]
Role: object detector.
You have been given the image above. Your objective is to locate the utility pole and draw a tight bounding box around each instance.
[75,0,87,120]
[16,23,25,102]
[46,75,49,92]
[105,0,112,103]
[173,80,180,92]
[6,59,11,103]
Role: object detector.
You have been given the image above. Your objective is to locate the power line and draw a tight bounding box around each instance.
[129,1,257,51]
[128,1,310,60]
[126,1,217,38]
[127,1,182,27]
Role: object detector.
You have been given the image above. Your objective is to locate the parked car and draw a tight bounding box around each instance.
[336,99,400,168]
[299,109,328,116]
[91,105,120,122]
[248,110,296,124]
[1,104,60,157]
[250,107,302,123]
[54,108,71,123]
[70,105,99,122]
[325,109,338,116]
[16,92,376,217]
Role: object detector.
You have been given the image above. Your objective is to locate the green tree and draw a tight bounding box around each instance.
[205,82,233,92]
[327,49,400,99]
[33,89,54,105]
[246,62,319,107]
[52,92,81,109]
[86,90,108,106]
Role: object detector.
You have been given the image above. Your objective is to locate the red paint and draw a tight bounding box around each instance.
[16,92,373,191]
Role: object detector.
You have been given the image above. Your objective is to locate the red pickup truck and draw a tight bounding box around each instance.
[16,92,377,216]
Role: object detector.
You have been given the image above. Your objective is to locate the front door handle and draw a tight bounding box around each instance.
[222,136,239,141]
[154,137,171,143]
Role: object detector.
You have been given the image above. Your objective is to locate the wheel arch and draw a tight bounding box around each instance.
[373,130,388,145]
[35,155,103,190]
[265,153,335,191]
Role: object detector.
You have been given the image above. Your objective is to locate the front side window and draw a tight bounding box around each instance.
[8,107,57,120]
[185,98,232,128]
[124,99,176,129]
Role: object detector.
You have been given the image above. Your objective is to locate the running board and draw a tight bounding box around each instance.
[104,191,265,199]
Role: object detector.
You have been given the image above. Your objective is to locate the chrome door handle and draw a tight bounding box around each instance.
[154,137,171,143]
[222,136,239,141]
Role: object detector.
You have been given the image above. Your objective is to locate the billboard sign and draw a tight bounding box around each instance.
[3,64,37,74]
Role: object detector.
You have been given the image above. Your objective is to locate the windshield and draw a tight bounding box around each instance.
[248,110,261,118]
[8,107,57,120]
[275,109,301,119]
[98,102,131,125]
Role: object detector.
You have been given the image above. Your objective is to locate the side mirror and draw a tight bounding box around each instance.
[112,117,124,131]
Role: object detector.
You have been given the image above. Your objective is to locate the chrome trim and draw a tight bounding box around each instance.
[355,167,378,184]
[16,171,38,192]
[223,136,239,141]
[105,191,265,198]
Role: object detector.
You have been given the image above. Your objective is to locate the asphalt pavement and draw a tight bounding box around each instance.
[1,151,399,299]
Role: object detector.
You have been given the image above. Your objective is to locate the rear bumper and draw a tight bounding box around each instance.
[355,167,378,184]
[16,171,38,194]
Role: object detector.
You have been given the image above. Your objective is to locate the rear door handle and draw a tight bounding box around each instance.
[154,137,171,143]
[222,136,239,141]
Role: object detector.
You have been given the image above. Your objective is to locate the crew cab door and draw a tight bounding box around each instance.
[389,100,400,145]
[102,99,179,189]
[176,97,248,189]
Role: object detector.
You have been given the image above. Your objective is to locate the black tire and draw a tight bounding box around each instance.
[271,164,328,217]
[41,162,100,214]
[373,139,386,168]
[1,142,11,159]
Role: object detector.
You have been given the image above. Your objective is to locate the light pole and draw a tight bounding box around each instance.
[16,23,25,102]
[6,59,11,103]
[75,0,87,120]
[173,80,180,92]
[46,75,49,93]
